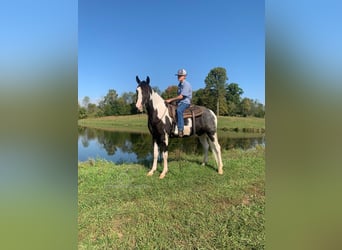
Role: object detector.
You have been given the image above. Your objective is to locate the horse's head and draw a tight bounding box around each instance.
[135,76,152,112]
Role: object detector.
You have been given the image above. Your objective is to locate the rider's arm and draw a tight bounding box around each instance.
[166,94,183,103]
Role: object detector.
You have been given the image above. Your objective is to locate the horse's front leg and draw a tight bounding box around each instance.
[159,134,169,179]
[147,141,159,176]
[159,150,168,179]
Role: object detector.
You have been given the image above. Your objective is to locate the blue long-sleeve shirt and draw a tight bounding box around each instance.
[177,80,192,105]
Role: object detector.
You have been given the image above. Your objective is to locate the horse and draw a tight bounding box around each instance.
[135,76,223,179]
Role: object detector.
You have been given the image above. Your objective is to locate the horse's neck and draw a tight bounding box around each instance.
[146,91,168,118]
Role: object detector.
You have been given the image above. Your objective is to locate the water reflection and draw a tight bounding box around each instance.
[78,127,265,164]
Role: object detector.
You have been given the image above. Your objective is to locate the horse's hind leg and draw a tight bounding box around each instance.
[208,132,224,174]
[199,134,209,166]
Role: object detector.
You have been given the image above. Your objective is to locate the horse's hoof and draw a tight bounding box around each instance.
[147,172,153,176]
[159,173,166,179]
[218,170,223,175]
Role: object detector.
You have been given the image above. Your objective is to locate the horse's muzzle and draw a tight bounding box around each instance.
[136,103,143,112]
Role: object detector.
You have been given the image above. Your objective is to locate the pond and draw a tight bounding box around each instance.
[78,127,265,164]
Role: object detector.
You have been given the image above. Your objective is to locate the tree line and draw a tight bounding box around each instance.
[79,67,264,119]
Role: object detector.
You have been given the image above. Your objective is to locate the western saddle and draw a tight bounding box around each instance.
[166,103,204,135]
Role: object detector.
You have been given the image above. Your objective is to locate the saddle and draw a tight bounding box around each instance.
[167,103,204,135]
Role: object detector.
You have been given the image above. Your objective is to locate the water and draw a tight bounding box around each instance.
[78,127,265,164]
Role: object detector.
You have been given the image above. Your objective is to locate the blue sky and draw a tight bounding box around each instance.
[79,0,265,104]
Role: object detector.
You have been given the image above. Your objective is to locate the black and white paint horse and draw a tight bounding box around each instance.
[135,76,223,179]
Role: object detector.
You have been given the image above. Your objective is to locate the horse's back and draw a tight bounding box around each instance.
[194,107,217,136]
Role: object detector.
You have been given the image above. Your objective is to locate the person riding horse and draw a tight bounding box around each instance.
[165,69,192,137]
[135,75,223,178]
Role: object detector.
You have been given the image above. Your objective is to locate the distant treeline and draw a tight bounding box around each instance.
[79,67,265,119]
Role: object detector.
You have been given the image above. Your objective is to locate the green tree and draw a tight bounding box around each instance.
[204,67,229,115]
[115,97,133,115]
[87,103,98,117]
[152,86,162,95]
[250,99,265,118]
[226,83,243,105]
[78,103,87,119]
[118,92,136,115]
[161,86,178,100]
[240,98,252,117]
[104,89,118,106]
[192,88,206,106]
[103,104,113,116]
[98,89,119,116]
[82,96,90,108]
[227,101,238,116]
[226,83,244,116]
[121,92,135,105]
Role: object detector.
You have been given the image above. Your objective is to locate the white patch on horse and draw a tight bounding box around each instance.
[183,118,192,136]
[164,131,168,145]
[209,109,217,128]
[174,118,192,136]
[147,141,159,176]
[165,113,172,124]
[135,87,143,112]
[151,92,167,122]
[160,133,169,179]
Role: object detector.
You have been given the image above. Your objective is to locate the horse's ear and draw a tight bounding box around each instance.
[146,76,150,85]
[136,76,141,84]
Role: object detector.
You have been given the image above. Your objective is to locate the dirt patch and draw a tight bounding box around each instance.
[112,216,132,239]
[215,180,265,211]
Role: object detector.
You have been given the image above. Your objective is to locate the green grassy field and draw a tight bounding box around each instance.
[78,114,148,133]
[78,114,265,134]
[78,147,265,249]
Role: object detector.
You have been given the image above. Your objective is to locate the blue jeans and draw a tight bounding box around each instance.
[177,103,190,131]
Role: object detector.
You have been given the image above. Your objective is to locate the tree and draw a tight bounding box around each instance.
[103,89,118,106]
[227,101,238,116]
[250,99,265,118]
[78,102,87,119]
[98,89,119,116]
[82,96,90,108]
[204,67,229,115]
[87,103,98,117]
[240,98,252,117]
[226,83,243,105]
[161,86,178,100]
[226,83,243,116]
[256,103,265,118]
[121,91,135,105]
[152,86,162,96]
[108,91,136,115]
[192,88,206,106]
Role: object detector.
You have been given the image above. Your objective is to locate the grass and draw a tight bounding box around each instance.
[217,116,265,129]
[78,114,148,133]
[78,146,265,249]
[78,114,265,135]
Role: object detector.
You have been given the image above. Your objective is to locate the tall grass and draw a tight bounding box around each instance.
[78,147,265,249]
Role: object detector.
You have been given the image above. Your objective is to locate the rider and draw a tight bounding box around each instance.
[165,69,192,137]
